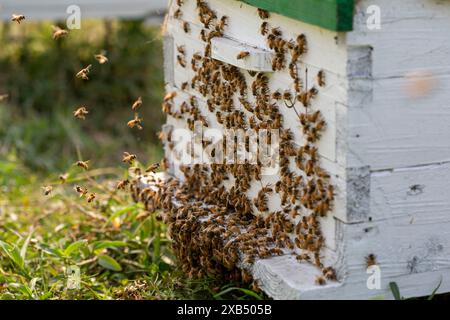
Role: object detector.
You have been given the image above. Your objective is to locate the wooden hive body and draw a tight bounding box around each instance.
[134,0,450,299]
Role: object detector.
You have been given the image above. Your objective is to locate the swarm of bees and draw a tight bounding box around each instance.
[129,1,337,287]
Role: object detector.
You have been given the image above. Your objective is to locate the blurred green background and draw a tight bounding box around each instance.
[0,20,165,172]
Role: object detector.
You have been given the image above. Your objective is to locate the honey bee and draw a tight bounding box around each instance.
[146,162,160,173]
[52,25,69,40]
[127,113,143,130]
[87,193,96,203]
[116,179,130,190]
[42,186,53,196]
[177,55,186,68]
[174,8,182,19]
[271,27,282,37]
[183,21,190,33]
[76,65,92,80]
[11,14,25,24]
[74,185,88,197]
[0,94,9,102]
[129,96,142,111]
[218,16,228,32]
[176,0,184,6]
[315,276,326,286]
[236,51,250,60]
[76,160,90,170]
[73,106,89,120]
[365,254,377,267]
[122,152,137,164]
[59,173,69,183]
[94,53,108,64]
[181,82,189,90]
[257,8,270,20]
[317,70,326,87]
[296,34,307,54]
[164,91,177,102]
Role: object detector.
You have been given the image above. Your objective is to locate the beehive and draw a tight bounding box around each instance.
[132,0,450,299]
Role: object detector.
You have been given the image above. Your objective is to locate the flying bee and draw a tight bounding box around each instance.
[236,51,250,60]
[73,106,89,120]
[74,185,88,197]
[317,70,326,87]
[42,186,53,196]
[146,162,160,173]
[116,179,130,190]
[59,173,69,183]
[365,254,377,267]
[127,113,143,130]
[183,21,190,33]
[131,96,143,111]
[177,55,186,68]
[257,8,270,20]
[76,65,92,80]
[87,193,96,203]
[122,152,137,164]
[0,94,9,102]
[76,160,90,170]
[52,25,69,40]
[94,53,108,64]
[11,14,25,24]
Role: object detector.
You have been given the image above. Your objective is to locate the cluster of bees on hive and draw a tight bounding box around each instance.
[131,0,337,288]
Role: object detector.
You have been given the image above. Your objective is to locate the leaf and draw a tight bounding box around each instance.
[389,282,402,300]
[20,230,34,260]
[92,240,127,251]
[98,254,122,271]
[427,278,443,300]
[0,240,25,269]
[213,287,262,300]
[64,239,88,257]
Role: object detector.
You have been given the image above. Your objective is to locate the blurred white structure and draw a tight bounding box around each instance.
[0,0,168,21]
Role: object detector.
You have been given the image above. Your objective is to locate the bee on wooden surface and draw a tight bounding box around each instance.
[177,45,185,55]
[11,14,25,24]
[75,160,90,170]
[164,91,177,102]
[218,16,228,32]
[122,152,137,164]
[127,113,143,130]
[294,78,303,93]
[200,29,208,42]
[177,54,186,68]
[257,8,270,20]
[117,179,130,190]
[94,53,108,64]
[87,193,96,203]
[52,25,69,40]
[59,173,69,183]
[317,70,326,87]
[322,267,337,281]
[42,186,53,196]
[365,254,377,267]
[0,94,9,102]
[296,34,307,54]
[315,276,326,286]
[74,185,88,197]
[182,21,190,33]
[236,51,250,60]
[271,27,282,37]
[176,0,184,6]
[73,106,89,120]
[174,8,182,19]
[181,81,189,90]
[76,64,92,80]
[146,162,160,173]
[260,22,269,36]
